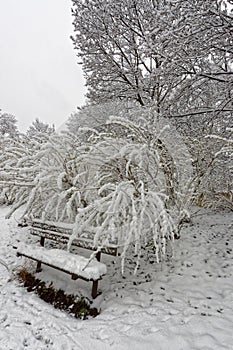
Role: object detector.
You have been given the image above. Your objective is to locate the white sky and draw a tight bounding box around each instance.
[0,0,86,132]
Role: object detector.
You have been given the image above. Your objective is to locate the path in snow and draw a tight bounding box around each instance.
[0,206,232,350]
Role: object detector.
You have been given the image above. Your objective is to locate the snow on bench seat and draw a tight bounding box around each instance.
[17,244,107,281]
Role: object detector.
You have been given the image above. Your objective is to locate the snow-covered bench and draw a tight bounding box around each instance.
[16,220,119,298]
[17,244,107,298]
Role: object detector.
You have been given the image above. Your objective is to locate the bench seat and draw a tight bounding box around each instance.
[17,244,107,281]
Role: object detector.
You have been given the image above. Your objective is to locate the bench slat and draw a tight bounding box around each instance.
[32,220,73,235]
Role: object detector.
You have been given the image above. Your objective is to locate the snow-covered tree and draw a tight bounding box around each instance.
[0,136,34,206]
[66,116,191,271]
[26,118,55,143]
[71,0,232,205]
[0,117,56,207]
[0,111,19,138]
[71,0,232,119]
[66,101,134,134]
[0,131,89,221]
[195,128,233,210]
[71,0,185,111]
[24,132,90,222]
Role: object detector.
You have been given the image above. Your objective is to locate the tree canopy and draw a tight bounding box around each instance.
[71,0,232,120]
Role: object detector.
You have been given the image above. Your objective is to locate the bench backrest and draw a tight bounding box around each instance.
[30,220,119,256]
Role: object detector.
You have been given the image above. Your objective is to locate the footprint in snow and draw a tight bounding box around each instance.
[0,313,8,324]
[92,329,114,345]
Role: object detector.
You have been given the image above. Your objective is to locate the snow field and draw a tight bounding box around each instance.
[0,206,232,350]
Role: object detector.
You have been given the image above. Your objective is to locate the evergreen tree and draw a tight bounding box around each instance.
[26,118,55,143]
[0,110,19,138]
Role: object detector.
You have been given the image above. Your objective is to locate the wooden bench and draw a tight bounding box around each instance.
[16,219,119,298]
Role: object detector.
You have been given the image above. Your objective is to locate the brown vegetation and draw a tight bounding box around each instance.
[18,268,99,319]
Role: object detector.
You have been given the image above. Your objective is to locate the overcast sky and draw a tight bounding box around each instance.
[0,0,86,132]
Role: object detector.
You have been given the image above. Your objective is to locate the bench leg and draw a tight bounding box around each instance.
[92,280,98,299]
[96,251,101,262]
[40,237,45,246]
[36,238,45,272]
[36,261,42,272]
[91,252,101,298]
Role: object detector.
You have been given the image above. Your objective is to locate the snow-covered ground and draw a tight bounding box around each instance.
[0,205,232,350]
